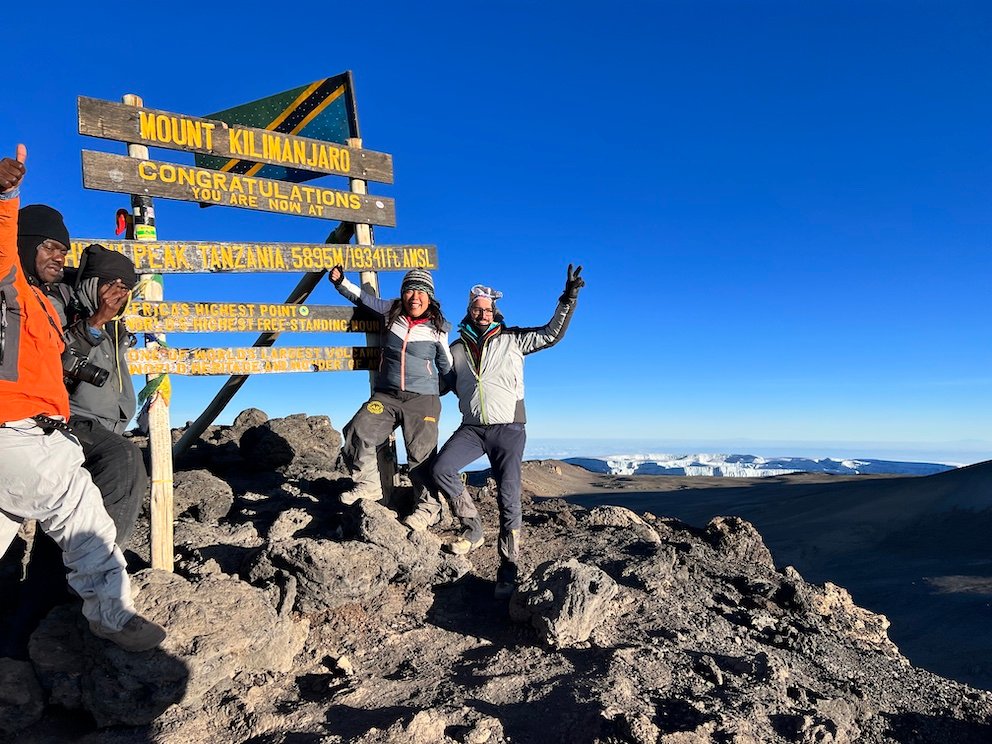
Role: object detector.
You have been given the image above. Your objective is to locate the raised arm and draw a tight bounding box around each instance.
[0,145,27,274]
[513,264,584,355]
[328,264,395,317]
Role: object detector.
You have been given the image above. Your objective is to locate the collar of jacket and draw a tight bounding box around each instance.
[405,315,432,328]
[459,318,503,343]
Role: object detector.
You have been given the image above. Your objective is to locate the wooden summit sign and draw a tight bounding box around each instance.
[79,78,417,571]
[81,151,397,225]
[125,302,382,334]
[78,96,394,184]
[126,345,381,376]
[65,239,436,274]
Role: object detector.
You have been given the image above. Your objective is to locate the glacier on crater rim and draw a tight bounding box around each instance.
[565,452,954,477]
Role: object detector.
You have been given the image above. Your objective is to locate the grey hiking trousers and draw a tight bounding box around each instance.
[0,418,136,631]
[432,423,527,563]
[341,390,443,516]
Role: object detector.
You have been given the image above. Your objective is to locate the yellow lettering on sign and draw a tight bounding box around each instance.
[229,129,244,155]
[138,112,215,150]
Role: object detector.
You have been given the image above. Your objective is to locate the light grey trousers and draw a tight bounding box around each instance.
[0,419,135,631]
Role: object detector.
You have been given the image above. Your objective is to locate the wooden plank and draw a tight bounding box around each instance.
[78,96,394,184]
[125,302,383,334]
[65,238,436,274]
[126,345,381,376]
[81,150,397,226]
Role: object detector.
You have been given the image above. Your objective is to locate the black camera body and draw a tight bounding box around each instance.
[62,347,109,390]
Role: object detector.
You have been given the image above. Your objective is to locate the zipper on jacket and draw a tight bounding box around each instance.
[400,322,411,391]
[475,341,489,425]
[0,290,7,365]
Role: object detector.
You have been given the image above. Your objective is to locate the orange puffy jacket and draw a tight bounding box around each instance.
[0,195,69,421]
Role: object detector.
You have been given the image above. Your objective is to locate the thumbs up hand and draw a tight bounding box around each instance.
[0,144,27,193]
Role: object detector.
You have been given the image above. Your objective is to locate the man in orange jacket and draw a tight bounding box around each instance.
[0,146,165,653]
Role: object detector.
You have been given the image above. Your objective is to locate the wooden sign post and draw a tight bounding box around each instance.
[120,93,174,571]
[349,135,397,503]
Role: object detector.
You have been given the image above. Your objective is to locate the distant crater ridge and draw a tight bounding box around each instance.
[565,453,955,477]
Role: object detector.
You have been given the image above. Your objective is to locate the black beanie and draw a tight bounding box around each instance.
[76,243,138,290]
[17,204,71,282]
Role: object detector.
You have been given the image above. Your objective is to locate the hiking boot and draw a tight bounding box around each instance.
[494,560,519,599]
[403,507,439,532]
[339,481,382,505]
[89,614,166,652]
[444,517,484,555]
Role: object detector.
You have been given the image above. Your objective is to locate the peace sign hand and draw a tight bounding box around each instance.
[563,263,585,301]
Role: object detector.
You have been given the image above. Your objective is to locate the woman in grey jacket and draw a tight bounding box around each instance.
[433,265,584,598]
[330,266,452,529]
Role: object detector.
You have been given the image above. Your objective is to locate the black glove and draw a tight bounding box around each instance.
[562,263,585,302]
[329,265,345,287]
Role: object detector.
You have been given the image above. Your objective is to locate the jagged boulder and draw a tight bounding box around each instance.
[783,566,900,655]
[509,558,619,647]
[704,515,775,569]
[0,657,45,734]
[239,413,342,476]
[174,519,264,578]
[232,407,269,432]
[29,570,308,728]
[173,469,235,523]
[247,537,398,613]
[585,504,663,545]
[353,707,507,744]
[347,499,470,585]
[267,507,317,542]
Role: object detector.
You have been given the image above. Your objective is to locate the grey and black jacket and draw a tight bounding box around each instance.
[47,281,137,434]
[335,276,452,396]
[449,297,576,426]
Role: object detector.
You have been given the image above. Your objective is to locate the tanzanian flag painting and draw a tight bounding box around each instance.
[194,72,361,185]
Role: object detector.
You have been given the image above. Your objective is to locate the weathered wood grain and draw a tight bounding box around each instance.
[81,151,397,226]
[125,302,383,334]
[66,238,436,274]
[126,345,381,376]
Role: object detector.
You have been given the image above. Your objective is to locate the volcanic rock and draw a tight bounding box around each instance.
[239,413,342,477]
[28,569,308,728]
[173,468,234,523]
[10,415,992,743]
[0,657,45,734]
[509,558,619,647]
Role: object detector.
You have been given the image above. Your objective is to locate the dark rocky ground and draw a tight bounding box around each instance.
[2,410,991,743]
[561,461,992,691]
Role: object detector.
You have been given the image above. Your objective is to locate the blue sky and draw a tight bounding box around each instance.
[4,2,990,463]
